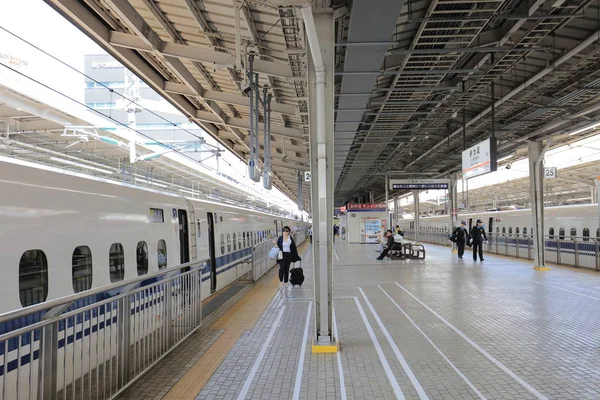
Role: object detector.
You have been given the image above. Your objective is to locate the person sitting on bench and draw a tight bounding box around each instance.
[377,230,394,260]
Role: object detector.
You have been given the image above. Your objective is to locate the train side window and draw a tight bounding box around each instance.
[508,227,513,236]
[243,232,246,247]
[502,227,506,234]
[233,233,237,251]
[583,228,590,242]
[238,232,242,249]
[197,219,201,237]
[72,246,93,293]
[523,227,527,236]
[158,240,167,270]
[136,241,149,276]
[220,234,225,255]
[515,227,519,236]
[227,233,232,252]
[19,250,49,307]
[496,227,499,233]
[597,228,600,239]
[549,228,555,239]
[559,228,565,240]
[570,228,577,238]
[109,243,125,283]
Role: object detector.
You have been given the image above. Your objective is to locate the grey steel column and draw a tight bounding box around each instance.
[307,10,335,345]
[414,191,420,243]
[394,195,399,226]
[528,141,547,270]
[450,175,458,250]
[385,173,389,228]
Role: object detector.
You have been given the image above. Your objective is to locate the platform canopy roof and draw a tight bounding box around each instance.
[0,85,298,215]
[43,0,600,206]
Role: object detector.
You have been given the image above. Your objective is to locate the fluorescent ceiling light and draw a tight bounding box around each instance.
[567,122,600,136]
[49,157,113,174]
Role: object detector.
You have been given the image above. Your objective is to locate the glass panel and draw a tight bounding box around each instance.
[19,250,49,307]
[238,232,242,249]
[570,228,577,238]
[72,246,93,293]
[220,234,225,255]
[583,228,590,242]
[233,233,237,251]
[227,233,232,252]
[109,243,125,283]
[158,240,167,269]
[136,242,149,275]
[549,228,555,239]
[559,228,565,240]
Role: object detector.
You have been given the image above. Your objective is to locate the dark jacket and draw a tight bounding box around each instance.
[276,235,301,263]
[453,227,469,243]
[385,234,395,249]
[470,225,487,242]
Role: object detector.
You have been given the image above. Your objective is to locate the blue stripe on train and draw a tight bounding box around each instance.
[0,247,257,375]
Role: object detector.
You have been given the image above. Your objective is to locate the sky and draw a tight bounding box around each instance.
[0,0,301,213]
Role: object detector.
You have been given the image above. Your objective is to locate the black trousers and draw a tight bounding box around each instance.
[472,240,484,261]
[377,247,390,260]
[457,240,465,258]
[278,252,292,282]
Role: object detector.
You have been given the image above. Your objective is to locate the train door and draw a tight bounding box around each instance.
[178,210,190,264]
[207,212,217,293]
[274,220,279,237]
[488,217,493,236]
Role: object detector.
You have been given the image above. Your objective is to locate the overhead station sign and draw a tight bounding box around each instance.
[461,138,497,179]
[389,179,449,190]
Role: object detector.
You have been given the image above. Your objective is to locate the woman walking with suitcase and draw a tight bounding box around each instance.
[276,226,302,288]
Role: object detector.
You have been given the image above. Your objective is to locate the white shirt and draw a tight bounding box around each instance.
[282,237,292,252]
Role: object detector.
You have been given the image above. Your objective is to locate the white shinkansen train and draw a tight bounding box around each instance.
[398,205,600,268]
[0,160,308,398]
[0,160,308,314]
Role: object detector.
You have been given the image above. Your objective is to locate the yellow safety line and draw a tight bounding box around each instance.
[163,242,308,400]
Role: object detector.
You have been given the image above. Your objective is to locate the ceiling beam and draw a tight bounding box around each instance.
[164,82,297,116]
[109,31,293,79]
[197,111,303,139]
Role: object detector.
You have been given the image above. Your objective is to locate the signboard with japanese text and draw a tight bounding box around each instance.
[347,203,387,211]
[461,138,497,179]
[389,179,450,190]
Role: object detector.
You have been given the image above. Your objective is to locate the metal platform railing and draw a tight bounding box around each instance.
[0,231,309,400]
[0,260,208,400]
[403,230,600,270]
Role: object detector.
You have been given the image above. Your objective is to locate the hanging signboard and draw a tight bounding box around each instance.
[389,179,449,190]
[461,138,497,179]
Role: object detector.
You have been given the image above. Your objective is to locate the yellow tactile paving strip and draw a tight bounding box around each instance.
[163,243,306,400]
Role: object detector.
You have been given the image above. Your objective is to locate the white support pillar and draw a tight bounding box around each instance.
[304,8,337,351]
[528,141,548,270]
[450,175,458,252]
[385,173,389,228]
[414,191,421,244]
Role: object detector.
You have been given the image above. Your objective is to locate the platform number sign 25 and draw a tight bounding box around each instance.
[544,167,557,179]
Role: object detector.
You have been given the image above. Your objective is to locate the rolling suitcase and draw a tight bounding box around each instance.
[289,262,305,287]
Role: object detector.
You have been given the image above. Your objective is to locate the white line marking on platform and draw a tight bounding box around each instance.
[353,297,405,400]
[394,282,549,400]
[334,250,340,261]
[548,282,600,295]
[359,288,429,400]
[378,286,487,400]
[237,305,286,400]
[533,282,600,300]
[333,308,348,400]
[293,302,312,400]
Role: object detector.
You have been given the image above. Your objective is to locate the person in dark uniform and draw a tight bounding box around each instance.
[376,230,395,260]
[470,219,487,261]
[453,221,470,259]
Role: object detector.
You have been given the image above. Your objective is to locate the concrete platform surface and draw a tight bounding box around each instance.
[121,241,600,400]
